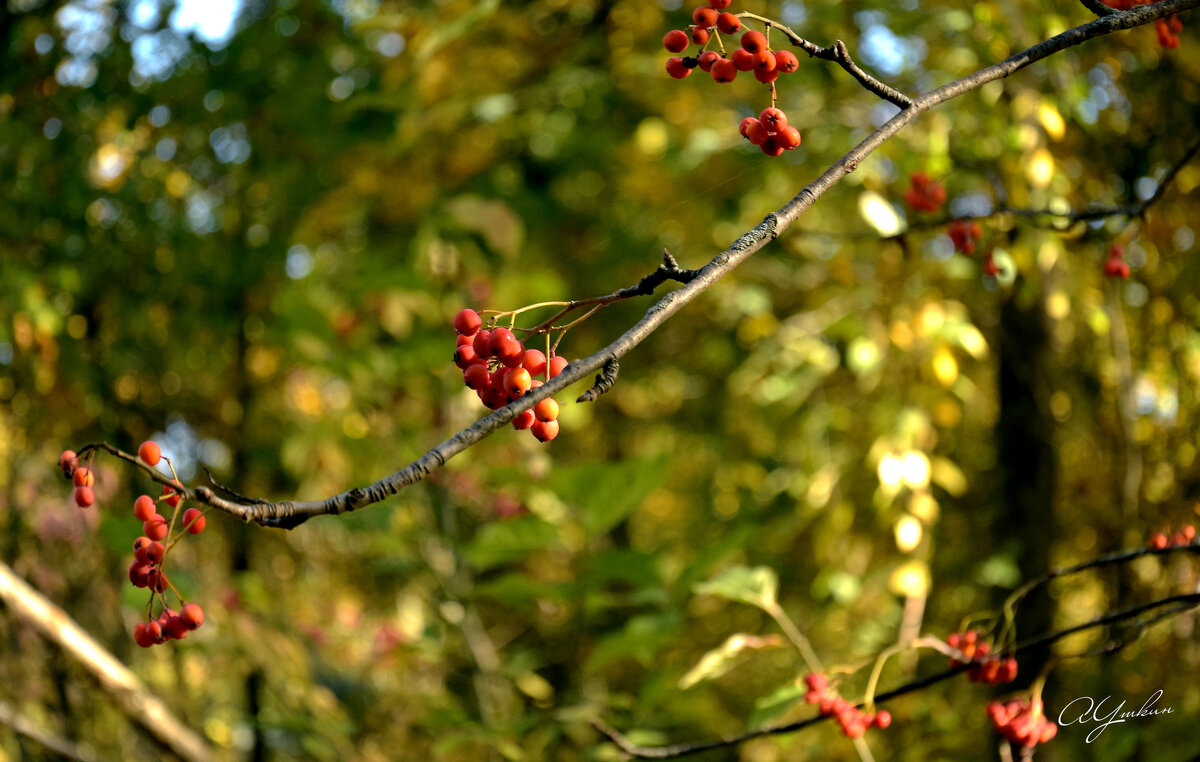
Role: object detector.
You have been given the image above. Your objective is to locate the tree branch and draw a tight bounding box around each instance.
[0,562,214,762]
[1080,0,1119,16]
[0,701,102,762]
[79,0,1197,529]
[592,588,1200,758]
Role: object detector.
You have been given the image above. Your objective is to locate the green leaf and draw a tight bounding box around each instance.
[748,680,809,729]
[694,565,779,612]
[463,518,561,570]
[678,633,784,690]
[545,455,668,537]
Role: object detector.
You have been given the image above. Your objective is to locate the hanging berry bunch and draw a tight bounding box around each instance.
[663,4,804,157]
[987,696,1058,750]
[1148,523,1196,549]
[801,672,893,739]
[1101,0,1185,47]
[947,219,983,255]
[903,172,948,214]
[59,441,210,647]
[452,308,567,443]
[1104,243,1131,279]
[945,630,1019,685]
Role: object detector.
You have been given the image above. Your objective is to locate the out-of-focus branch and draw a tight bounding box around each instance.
[75,0,1200,529]
[0,562,214,762]
[0,701,101,762]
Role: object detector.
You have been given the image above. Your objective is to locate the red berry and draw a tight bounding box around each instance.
[692,7,718,27]
[72,466,94,487]
[752,50,776,72]
[521,349,547,377]
[504,367,532,398]
[744,120,769,145]
[777,126,802,149]
[547,355,568,378]
[711,58,737,83]
[804,672,828,692]
[690,26,709,45]
[663,29,689,53]
[163,615,188,640]
[531,419,560,442]
[133,535,152,556]
[453,343,481,369]
[128,561,152,587]
[760,135,785,156]
[497,339,526,368]
[874,710,892,729]
[1184,525,1196,542]
[59,450,78,479]
[665,56,692,79]
[138,441,161,467]
[774,49,799,73]
[741,30,767,53]
[183,507,206,535]
[730,48,755,71]
[512,410,535,430]
[697,50,720,72]
[73,486,95,508]
[148,568,169,593]
[759,107,787,131]
[453,308,481,336]
[472,329,492,357]
[133,622,157,648]
[162,482,181,508]
[716,12,741,35]
[181,603,205,630]
[707,0,732,8]
[738,117,758,137]
[144,515,169,542]
[534,397,560,422]
[753,67,779,83]
[463,363,491,390]
[133,494,157,522]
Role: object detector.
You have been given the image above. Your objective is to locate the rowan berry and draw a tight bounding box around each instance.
[145,541,165,564]
[692,6,718,27]
[138,440,161,467]
[59,450,78,479]
[512,410,536,430]
[777,126,802,149]
[74,486,95,508]
[730,48,755,71]
[697,50,720,72]
[744,120,769,145]
[752,50,776,72]
[522,349,547,377]
[741,30,767,54]
[183,508,206,535]
[163,614,189,640]
[711,58,737,83]
[128,561,151,587]
[707,0,732,8]
[497,340,526,369]
[453,308,482,336]
[73,466,94,488]
[759,107,787,131]
[760,135,785,156]
[690,26,710,45]
[663,29,689,53]
[716,12,741,35]
[534,397,560,422]
[774,49,799,73]
[472,330,492,357]
[144,515,169,542]
[453,343,481,369]
[133,535,152,557]
[531,419,560,442]
[504,367,532,397]
[739,117,758,137]
[163,482,182,508]
[548,355,568,378]
[874,710,892,729]
[181,603,205,630]
[133,622,157,648]
[149,568,169,593]
[753,67,778,83]
[666,57,692,79]
[463,363,491,390]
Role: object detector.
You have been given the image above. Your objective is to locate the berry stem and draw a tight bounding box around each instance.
[764,601,824,675]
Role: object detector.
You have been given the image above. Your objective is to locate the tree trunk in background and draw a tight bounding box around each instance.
[997,283,1055,676]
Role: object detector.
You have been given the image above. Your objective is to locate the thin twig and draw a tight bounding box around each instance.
[0,701,102,762]
[577,357,620,403]
[1080,0,1118,16]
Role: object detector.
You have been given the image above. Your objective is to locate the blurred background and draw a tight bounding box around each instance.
[2,0,1200,759]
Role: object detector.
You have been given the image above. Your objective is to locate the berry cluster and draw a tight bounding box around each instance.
[662,5,804,156]
[1104,243,1131,279]
[739,107,802,156]
[60,442,209,647]
[947,220,983,255]
[945,630,1018,684]
[903,172,947,213]
[802,673,892,739]
[1148,523,1196,550]
[987,698,1058,749]
[453,309,566,442]
[1100,0,1184,47]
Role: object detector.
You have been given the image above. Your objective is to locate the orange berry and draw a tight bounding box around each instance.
[730,48,754,71]
[741,30,767,53]
[759,107,787,131]
[690,26,709,45]
[665,56,692,79]
[73,486,95,508]
[144,515,169,541]
[663,29,689,53]
[181,603,205,630]
[716,12,741,35]
[774,49,799,73]
[138,441,161,467]
[534,397,560,422]
[753,67,779,83]
[504,367,532,397]
[73,466,94,487]
[58,450,77,479]
[531,419,560,442]
[697,50,720,72]
[777,126,802,149]
[692,6,718,27]
[522,349,547,377]
[512,410,535,430]
[711,58,737,83]
[453,308,481,336]
[183,507,206,535]
[547,355,568,378]
[752,50,776,72]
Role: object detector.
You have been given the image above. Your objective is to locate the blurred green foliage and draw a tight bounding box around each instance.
[2,1,1199,760]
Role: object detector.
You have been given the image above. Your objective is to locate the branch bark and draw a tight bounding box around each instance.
[0,562,214,762]
[115,0,1200,529]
